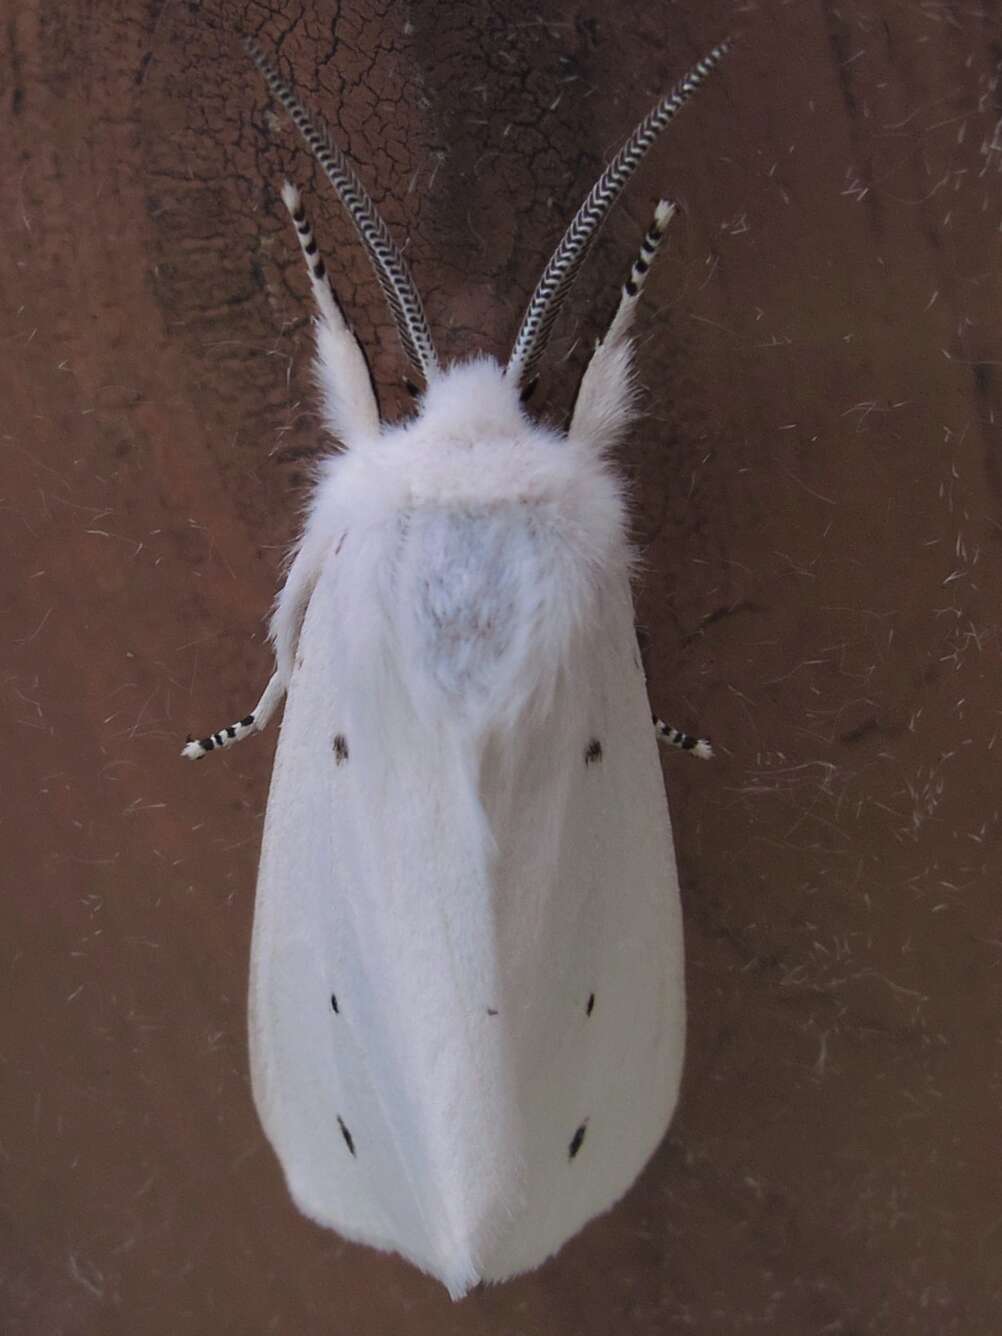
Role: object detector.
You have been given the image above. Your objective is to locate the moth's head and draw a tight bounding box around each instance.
[415,356,526,441]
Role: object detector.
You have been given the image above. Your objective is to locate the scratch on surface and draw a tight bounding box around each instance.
[812,1028,831,1079]
[67,1251,105,1298]
[852,969,928,1002]
[16,605,52,646]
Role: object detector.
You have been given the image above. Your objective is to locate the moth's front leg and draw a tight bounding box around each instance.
[653,714,713,760]
[181,671,285,760]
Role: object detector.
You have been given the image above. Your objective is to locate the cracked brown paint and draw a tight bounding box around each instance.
[2,1,1002,1332]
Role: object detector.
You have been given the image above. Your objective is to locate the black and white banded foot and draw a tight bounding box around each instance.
[181,671,285,760]
[653,714,713,759]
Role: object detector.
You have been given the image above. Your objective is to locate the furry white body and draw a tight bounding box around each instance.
[249,361,685,1297]
[183,36,730,1301]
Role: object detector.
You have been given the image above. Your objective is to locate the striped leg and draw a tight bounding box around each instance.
[602,198,676,351]
[568,200,677,449]
[281,181,380,446]
[653,714,713,760]
[282,181,339,327]
[181,672,285,760]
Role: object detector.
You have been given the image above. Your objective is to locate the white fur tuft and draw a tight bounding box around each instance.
[653,197,676,230]
[280,178,301,216]
[569,339,640,452]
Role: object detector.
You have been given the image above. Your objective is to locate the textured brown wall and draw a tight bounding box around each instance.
[3,1,1002,1332]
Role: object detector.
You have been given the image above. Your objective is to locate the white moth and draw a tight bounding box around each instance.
[184,34,727,1298]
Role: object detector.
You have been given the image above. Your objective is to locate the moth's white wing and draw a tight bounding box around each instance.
[251,520,525,1300]
[481,571,684,1283]
[249,510,683,1298]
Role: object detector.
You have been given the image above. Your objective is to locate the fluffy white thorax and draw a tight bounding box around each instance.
[271,357,630,735]
[345,357,584,504]
[304,355,625,562]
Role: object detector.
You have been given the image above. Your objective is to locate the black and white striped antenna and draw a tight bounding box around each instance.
[244,35,440,385]
[506,39,732,390]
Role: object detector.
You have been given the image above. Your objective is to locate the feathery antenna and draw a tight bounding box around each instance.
[506,38,732,388]
[244,35,440,384]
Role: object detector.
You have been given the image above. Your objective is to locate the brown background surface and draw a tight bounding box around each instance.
[3,1,1002,1332]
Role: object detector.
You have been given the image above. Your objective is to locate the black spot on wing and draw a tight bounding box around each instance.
[584,738,603,765]
[569,1122,588,1159]
[586,993,595,1016]
[330,993,339,1014]
[333,734,349,764]
[337,1116,356,1156]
